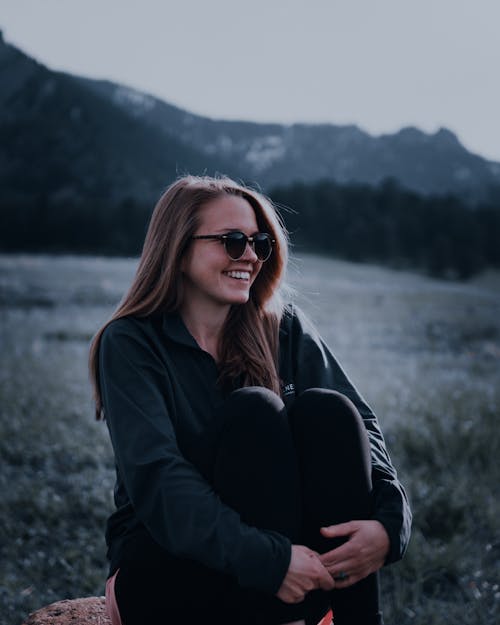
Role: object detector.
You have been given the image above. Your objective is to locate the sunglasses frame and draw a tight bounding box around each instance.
[191,231,275,261]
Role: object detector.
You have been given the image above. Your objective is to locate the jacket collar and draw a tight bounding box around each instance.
[161,312,201,350]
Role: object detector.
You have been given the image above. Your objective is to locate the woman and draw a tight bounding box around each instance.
[89,175,411,625]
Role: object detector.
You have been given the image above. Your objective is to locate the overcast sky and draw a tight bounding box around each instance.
[2,0,499,160]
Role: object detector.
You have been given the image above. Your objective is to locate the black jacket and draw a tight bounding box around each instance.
[99,304,411,595]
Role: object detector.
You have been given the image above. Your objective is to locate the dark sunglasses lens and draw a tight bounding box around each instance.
[224,232,247,259]
[224,232,273,261]
[254,234,272,261]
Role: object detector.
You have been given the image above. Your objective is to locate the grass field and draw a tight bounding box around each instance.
[1,253,499,625]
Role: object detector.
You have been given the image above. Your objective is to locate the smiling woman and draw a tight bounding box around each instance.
[88,175,411,625]
[181,195,266,331]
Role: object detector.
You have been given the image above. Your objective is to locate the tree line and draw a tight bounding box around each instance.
[271,179,500,279]
[1,178,499,279]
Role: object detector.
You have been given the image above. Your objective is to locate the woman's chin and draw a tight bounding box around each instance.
[230,293,250,305]
[225,289,251,305]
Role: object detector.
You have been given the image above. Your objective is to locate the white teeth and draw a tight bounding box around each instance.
[225,271,250,280]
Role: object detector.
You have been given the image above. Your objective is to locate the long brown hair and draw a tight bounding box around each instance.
[89,175,289,419]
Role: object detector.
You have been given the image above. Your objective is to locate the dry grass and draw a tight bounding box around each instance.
[1,253,499,625]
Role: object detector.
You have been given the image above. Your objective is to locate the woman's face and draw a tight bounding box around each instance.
[181,194,264,314]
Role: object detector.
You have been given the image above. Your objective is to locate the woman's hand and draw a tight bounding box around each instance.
[318,520,390,588]
[276,544,335,604]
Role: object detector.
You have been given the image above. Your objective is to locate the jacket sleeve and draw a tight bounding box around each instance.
[287,305,412,564]
[99,319,291,594]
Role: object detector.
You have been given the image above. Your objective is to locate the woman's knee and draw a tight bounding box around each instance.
[291,388,364,433]
[290,388,371,480]
[221,386,287,432]
[228,385,284,409]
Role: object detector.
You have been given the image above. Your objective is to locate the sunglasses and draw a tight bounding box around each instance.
[191,231,275,261]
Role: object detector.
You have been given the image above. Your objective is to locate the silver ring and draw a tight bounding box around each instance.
[335,571,349,581]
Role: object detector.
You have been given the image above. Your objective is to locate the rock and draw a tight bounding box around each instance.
[22,597,332,625]
[22,597,110,624]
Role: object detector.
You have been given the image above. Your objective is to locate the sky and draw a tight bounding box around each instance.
[2,0,500,161]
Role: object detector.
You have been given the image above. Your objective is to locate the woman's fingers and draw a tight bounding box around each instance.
[276,545,335,603]
[319,541,355,568]
[317,520,390,588]
[328,558,361,587]
[316,562,335,591]
[320,521,355,538]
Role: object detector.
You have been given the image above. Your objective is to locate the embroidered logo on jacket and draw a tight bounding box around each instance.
[282,382,295,396]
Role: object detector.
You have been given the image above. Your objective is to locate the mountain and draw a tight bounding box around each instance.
[0,31,235,206]
[87,79,500,201]
[2,30,500,205]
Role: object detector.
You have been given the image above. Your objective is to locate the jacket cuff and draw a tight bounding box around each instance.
[371,514,403,565]
[235,531,292,594]
[371,479,412,565]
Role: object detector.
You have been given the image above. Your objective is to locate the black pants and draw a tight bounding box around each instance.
[114,388,383,625]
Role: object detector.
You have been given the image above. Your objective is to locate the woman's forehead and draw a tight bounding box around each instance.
[198,195,259,232]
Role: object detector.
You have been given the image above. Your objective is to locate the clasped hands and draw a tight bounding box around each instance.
[276,520,390,604]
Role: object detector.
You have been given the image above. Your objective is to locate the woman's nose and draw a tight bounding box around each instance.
[241,241,259,262]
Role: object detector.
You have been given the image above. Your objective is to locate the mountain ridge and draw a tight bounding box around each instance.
[1,30,500,204]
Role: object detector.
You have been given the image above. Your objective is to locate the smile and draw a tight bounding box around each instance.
[223,270,251,280]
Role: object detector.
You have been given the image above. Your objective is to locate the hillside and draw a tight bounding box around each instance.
[0,32,235,206]
[84,76,500,200]
[1,30,500,205]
